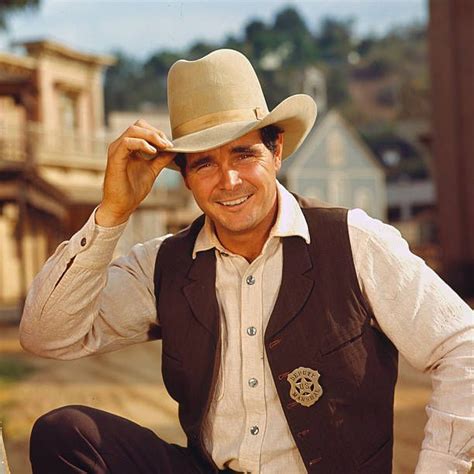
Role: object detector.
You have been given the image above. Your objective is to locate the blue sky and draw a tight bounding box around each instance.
[1,0,427,61]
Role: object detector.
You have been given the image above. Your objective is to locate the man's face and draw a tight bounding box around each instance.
[183,130,283,242]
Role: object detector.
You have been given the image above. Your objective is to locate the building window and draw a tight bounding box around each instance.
[326,130,345,167]
[354,187,373,215]
[382,149,400,167]
[58,89,78,130]
[388,206,401,221]
[328,175,345,205]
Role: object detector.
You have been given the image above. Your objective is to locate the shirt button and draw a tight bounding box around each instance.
[248,378,258,388]
[246,275,256,285]
[250,425,259,436]
[80,237,87,247]
[246,326,257,336]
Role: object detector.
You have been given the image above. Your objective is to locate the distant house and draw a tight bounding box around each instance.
[0,40,188,320]
[0,40,118,318]
[361,121,437,249]
[279,110,387,220]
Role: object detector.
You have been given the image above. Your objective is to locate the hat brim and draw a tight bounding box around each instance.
[157,94,317,171]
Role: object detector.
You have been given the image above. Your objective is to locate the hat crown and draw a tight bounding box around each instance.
[167,49,269,139]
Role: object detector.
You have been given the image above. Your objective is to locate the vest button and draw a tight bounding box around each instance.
[246,326,257,336]
[80,237,87,247]
[246,275,256,285]
[248,378,258,388]
[250,425,259,435]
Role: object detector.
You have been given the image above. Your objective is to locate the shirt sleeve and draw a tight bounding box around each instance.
[19,209,169,360]
[347,208,474,473]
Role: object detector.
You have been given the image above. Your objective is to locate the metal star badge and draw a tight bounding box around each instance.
[287,367,323,407]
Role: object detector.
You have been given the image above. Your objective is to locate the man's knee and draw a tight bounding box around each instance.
[31,404,98,448]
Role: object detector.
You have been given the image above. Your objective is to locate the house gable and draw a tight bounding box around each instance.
[280,110,386,219]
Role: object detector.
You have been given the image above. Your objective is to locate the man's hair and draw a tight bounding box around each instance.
[174,124,283,176]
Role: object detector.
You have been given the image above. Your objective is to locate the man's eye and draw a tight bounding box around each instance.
[196,162,214,172]
[239,153,253,160]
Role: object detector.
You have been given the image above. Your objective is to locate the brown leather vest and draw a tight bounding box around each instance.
[153,198,398,473]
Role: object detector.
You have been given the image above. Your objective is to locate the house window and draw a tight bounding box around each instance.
[382,149,400,167]
[354,187,373,215]
[326,130,345,167]
[388,206,401,221]
[58,90,78,130]
[328,175,345,205]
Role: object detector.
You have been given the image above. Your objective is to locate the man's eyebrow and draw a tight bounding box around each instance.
[188,155,212,170]
[230,145,259,154]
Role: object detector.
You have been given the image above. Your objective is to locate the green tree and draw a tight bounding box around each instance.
[144,50,180,76]
[104,51,144,119]
[273,7,317,66]
[0,0,40,30]
[317,17,354,63]
[244,20,273,59]
[274,6,309,36]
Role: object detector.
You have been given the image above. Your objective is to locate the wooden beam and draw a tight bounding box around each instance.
[429,0,474,295]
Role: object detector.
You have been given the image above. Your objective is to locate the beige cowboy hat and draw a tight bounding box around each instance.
[158,49,317,168]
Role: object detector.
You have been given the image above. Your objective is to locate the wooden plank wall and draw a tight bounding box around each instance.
[429,0,474,296]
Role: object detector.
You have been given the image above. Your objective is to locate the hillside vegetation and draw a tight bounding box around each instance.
[104,6,429,133]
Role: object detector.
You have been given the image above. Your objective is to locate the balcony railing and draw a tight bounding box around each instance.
[0,121,111,170]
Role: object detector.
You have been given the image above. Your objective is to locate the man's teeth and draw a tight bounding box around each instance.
[220,196,250,207]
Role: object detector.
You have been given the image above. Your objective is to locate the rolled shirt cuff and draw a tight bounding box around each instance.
[71,207,128,268]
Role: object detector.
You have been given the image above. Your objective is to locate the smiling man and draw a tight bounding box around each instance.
[20,49,473,473]
[182,129,283,261]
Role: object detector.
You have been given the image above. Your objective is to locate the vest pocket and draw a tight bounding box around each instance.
[316,323,367,390]
[319,323,365,357]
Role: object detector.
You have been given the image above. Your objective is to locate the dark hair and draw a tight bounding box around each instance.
[174,124,283,176]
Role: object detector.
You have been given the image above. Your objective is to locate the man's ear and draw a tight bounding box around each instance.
[274,132,284,171]
[183,175,191,190]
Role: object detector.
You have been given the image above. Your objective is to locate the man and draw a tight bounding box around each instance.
[20,49,472,473]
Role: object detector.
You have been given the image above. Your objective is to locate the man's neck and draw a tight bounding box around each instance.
[215,198,279,263]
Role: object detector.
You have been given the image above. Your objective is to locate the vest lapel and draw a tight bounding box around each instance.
[183,249,220,341]
[265,236,314,340]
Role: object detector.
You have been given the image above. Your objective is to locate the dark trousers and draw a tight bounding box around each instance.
[30,405,216,473]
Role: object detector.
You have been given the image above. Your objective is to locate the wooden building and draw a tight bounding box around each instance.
[0,40,187,320]
[429,0,474,295]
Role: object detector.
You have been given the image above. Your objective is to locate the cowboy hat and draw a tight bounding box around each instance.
[151,49,317,168]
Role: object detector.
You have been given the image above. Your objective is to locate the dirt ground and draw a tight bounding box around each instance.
[0,325,460,473]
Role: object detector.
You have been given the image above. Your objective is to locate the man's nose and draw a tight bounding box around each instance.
[219,168,242,190]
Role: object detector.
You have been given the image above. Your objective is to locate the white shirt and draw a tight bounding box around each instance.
[20,183,474,473]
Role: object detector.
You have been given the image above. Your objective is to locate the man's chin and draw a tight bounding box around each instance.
[214,217,256,235]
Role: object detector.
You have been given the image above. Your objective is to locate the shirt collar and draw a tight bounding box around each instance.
[192,181,310,259]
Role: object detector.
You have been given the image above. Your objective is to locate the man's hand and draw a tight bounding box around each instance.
[96,119,177,227]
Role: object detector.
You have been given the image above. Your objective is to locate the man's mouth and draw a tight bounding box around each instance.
[217,194,252,207]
